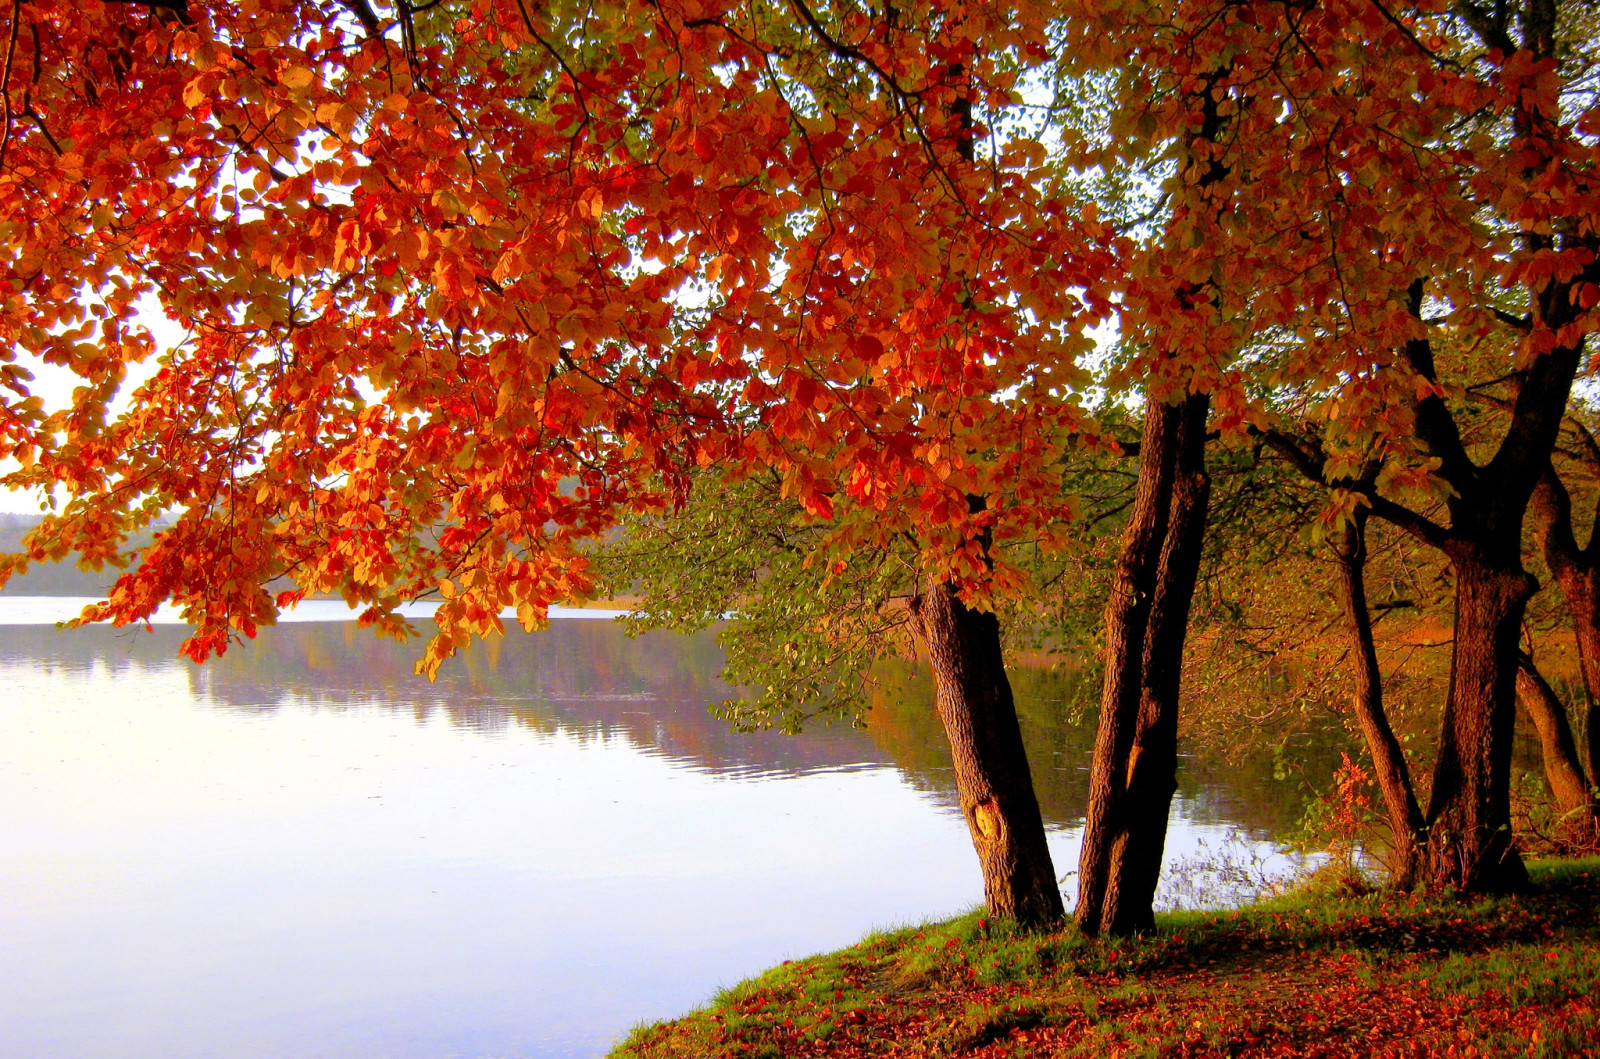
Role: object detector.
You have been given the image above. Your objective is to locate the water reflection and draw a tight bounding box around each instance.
[1,609,1319,1059]
[3,620,888,779]
[2,619,1340,827]
[858,660,1347,840]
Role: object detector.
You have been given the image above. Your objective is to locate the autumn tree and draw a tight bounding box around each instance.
[6,0,1596,935]
[1,0,1122,926]
[1064,0,1600,904]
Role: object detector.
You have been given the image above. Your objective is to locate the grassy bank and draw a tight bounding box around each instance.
[613,857,1600,1058]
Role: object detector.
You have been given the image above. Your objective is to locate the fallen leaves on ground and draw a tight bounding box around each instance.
[615,863,1600,1058]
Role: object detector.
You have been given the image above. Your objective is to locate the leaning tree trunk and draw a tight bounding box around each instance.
[1077,392,1209,936]
[1423,551,1533,892]
[1514,652,1598,840]
[911,580,1063,927]
[1554,577,1600,797]
[1335,512,1426,888]
[1529,471,1600,792]
[898,53,1063,929]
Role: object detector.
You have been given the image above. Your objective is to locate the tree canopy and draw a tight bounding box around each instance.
[0,0,1119,671]
[4,0,1599,926]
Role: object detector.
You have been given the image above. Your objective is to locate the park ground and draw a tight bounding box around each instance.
[611,857,1600,1058]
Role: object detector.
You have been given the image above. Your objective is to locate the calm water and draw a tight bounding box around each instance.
[1,601,1307,1058]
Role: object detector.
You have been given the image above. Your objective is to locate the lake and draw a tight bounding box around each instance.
[1,600,1313,1058]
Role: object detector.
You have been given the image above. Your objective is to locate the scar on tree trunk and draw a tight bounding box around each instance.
[911,579,1062,928]
[1076,391,1210,936]
[1514,651,1598,843]
[1333,510,1425,888]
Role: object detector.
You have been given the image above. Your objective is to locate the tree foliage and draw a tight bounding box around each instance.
[4,0,1600,918]
[0,0,1118,672]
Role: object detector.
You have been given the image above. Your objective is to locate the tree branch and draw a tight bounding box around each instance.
[1401,278,1479,507]
[1260,428,1451,549]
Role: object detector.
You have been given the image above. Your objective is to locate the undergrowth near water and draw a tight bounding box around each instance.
[611,857,1600,1058]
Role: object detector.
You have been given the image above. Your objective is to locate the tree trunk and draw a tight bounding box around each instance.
[1514,651,1598,839]
[1104,392,1211,933]
[911,580,1063,927]
[1529,470,1600,794]
[1423,552,1532,892]
[1076,398,1180,936]
[1558,578,1600,796]
[1335,511,1425,888]
[1077,392,1209,936]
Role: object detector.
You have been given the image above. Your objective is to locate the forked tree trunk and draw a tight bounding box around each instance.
[1077,392,1209,936]
[1334,511,1425,888]
[1423,551,1532,892]
[1514,652,1598,838]
[1105,393,1211,931]
[911,580,1063,927]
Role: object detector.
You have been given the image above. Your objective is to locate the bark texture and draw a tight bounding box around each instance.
[1077,392,1210,936]
[1334,512,1425,888]
[911,580,1062,927]
[1422,553,1532,892]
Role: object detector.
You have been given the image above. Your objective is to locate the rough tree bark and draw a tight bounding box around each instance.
[1075,55,1228,936]
[1514,651,1598,838]
[1076,391,1210,936]
[910,580,1063,927]
[1334,511,1426,888]
[1422,547,1535,891]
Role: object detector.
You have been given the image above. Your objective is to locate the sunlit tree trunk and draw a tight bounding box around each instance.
[1393,247,1584,891]
[911,581,1063,927]
[1077,392,1209,936]
[1334,511,1425,888]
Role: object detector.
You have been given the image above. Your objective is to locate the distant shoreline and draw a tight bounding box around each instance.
[0,595,635,626]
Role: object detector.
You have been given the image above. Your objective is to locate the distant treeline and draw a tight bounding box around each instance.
[0,514,129,596]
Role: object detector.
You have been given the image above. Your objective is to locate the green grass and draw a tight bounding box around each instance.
[611,856,1600,1057]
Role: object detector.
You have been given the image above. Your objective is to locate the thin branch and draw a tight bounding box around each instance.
[99,0,193,22]
[1368,0,1463,69]
[1492,307,1532,332]
[0,0,19,169]
[1260,428,1451,549]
